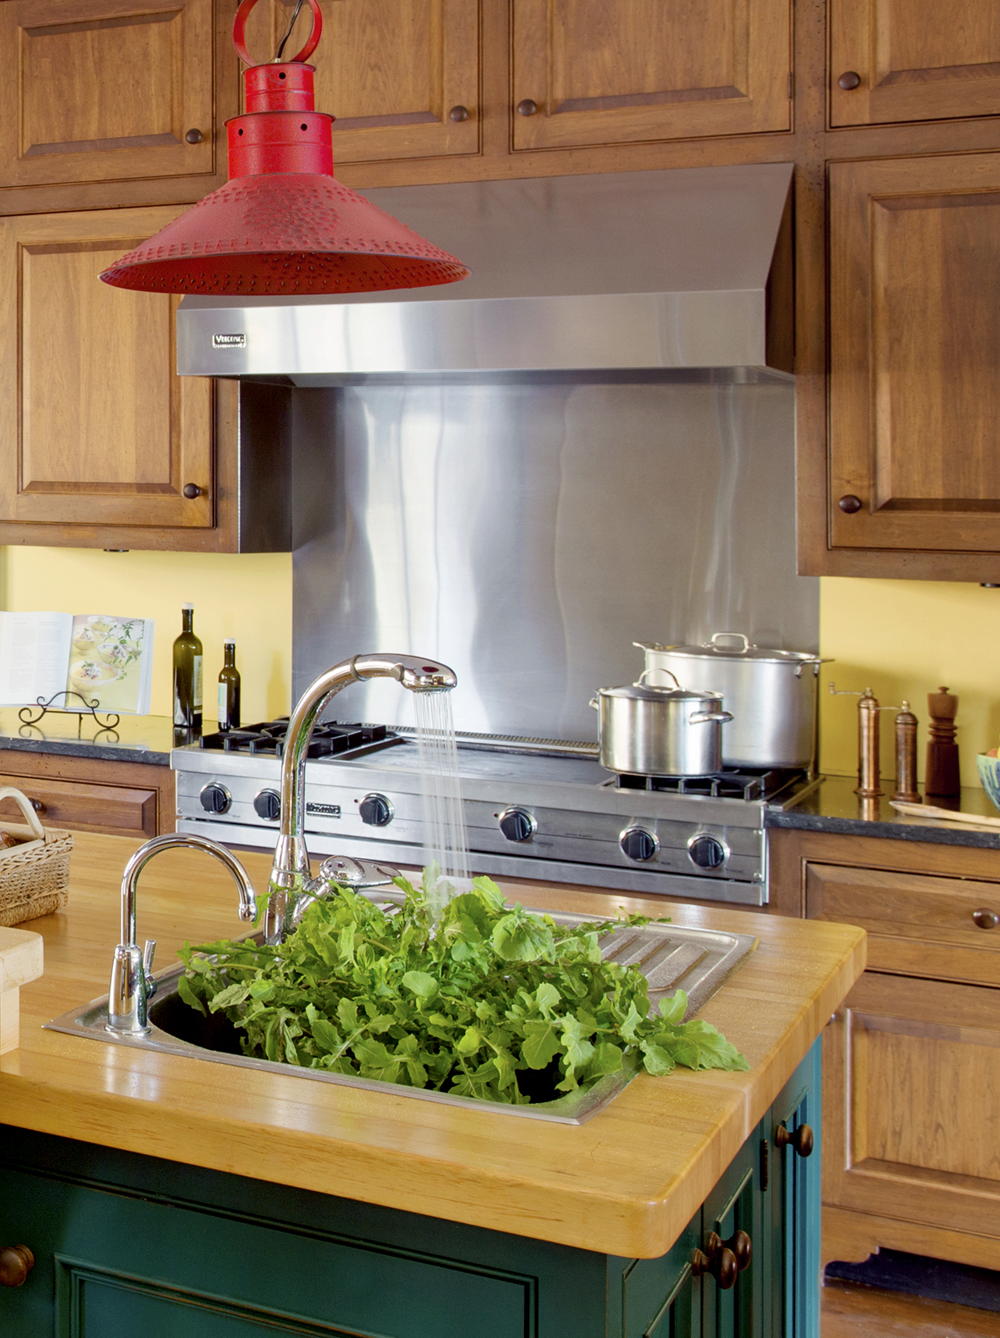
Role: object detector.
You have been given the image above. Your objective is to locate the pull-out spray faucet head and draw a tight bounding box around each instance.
[265,652,457,943]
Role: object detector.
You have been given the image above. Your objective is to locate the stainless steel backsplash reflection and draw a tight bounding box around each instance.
[292,379,817,741]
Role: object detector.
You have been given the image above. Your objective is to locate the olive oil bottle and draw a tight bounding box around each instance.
[172,604,203,732]
[217,639,241,732]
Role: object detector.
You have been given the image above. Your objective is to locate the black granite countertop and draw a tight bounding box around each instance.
[769,774,1000,851]
[0,709,184,765]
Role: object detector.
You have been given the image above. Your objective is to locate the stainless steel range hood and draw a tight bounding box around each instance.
[176,163,793,382]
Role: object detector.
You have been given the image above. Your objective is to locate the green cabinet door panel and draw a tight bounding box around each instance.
[770,1039,822,1338]
[622,1214,700,1338]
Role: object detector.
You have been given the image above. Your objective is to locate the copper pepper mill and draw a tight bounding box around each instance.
[829,684,921,800]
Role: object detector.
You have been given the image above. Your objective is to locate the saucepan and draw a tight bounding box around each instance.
[590,671,734,777]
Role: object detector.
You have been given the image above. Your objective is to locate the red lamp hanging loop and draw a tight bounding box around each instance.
[232,0,323,67]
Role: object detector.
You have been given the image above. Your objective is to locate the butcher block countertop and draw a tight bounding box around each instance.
[0,832,865,1259]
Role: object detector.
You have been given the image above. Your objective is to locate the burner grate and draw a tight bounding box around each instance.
[615,768,803,801]
[199,719,397,760]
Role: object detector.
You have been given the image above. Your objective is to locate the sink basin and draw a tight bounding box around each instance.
[45,904,757,1124]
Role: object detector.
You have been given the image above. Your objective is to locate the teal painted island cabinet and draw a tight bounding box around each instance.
[0,1043,820,1338]
[0,836,862,1338]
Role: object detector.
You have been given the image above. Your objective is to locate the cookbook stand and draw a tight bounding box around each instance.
[18,692,120,739]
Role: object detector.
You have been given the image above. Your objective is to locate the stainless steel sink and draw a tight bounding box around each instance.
[45,905,757,1124]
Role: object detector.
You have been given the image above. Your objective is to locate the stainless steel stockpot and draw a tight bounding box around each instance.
[635,633,826,770]
[590,673,734,777]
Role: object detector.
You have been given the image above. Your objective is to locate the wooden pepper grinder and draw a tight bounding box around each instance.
[891,702,921,803]
[925,687,960,798]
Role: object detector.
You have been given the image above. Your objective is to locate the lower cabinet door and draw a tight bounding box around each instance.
[770,1040,822,1338]
[0,1168,533,1337]
[700,1133,766,1338]
[623,1212,701,1338]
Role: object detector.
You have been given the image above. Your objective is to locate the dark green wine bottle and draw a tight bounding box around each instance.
[173,604,203,732]
[217,639,241,732]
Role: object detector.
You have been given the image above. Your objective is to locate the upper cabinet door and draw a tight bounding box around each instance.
[0,0,215,190]
[263,0,481,164]
[0,207,214,534]
[830,0,1000,127]
[829,154,1000,555]
[511,0,791,151]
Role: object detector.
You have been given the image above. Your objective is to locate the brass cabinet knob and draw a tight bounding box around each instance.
[838,71,862,90]
[0,1246,35,1287]
[517,98,538,116]
[973,908,1000,929]
[182,483,204,499]
[722,1229,752,1273]
[449,105,470,122]
[185,128,204,144]
[838,494,863,513]
[776,1122,814,1157]
[690,1236,738,1289]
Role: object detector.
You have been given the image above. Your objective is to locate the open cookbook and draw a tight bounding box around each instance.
[0,613,155,715]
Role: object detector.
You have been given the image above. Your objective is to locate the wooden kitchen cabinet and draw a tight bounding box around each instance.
[0,1044,822,1337]
[0,752,174,838]
[827,152,1000,559]
[0,206,287,551]
[264,0,481,165]
[0,0,236,215]
[829,0,1000,128]
[510,0,792,152]
[769,828,1000,1272]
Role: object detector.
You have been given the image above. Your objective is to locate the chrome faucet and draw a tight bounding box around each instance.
[107,832,258,1037]
[264,653,457,944]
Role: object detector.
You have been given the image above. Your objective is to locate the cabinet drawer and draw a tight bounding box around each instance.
[0,775,156,838]
[806,862,1000,982]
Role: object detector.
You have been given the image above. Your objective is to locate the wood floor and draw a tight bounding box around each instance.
[823,1281,1000,1336]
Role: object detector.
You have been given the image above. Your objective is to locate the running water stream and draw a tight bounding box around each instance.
[413,690,470,920]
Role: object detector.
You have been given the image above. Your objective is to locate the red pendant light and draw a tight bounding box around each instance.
[99,0,469,296]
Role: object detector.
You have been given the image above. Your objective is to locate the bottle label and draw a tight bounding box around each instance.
[193,656,203,710]
[218,683,228,729]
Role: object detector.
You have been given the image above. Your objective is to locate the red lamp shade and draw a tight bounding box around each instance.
[99,0,469,297]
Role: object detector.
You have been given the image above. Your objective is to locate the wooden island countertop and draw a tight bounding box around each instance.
[0,832,865,1260]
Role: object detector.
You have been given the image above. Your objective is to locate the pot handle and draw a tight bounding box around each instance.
[709,632,751,654]
[636,668,682,690]
[689,710,735,725]
[588,696,599,710]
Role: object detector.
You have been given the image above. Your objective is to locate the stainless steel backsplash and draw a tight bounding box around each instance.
[292,377,817,740]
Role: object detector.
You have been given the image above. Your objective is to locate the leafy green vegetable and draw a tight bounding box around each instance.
[177,874,748,1106]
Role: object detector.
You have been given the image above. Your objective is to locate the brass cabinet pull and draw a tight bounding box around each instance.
[838,71,862,90]
[692,1231,745,1289]
[973,908,1000,930]
[0,1246,35,1287]
[775,1122,814,1157]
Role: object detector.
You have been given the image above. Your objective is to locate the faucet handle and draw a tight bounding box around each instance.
[142,939,157,999]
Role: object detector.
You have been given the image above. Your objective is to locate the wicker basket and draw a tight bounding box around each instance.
[0,786,74,927]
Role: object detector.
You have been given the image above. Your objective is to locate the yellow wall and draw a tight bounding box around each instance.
[1,548,293,724]
[819,576,999,786]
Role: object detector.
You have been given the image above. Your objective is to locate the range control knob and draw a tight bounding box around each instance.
[620,827,659,862]
[253,789,281,821]
[498,807,535,843]
[199,782,232,815]
[359,793,394,827]
[688,834,728,869]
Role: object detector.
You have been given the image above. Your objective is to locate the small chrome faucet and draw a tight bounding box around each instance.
[107,832,258,1037]
[265,653,457,944]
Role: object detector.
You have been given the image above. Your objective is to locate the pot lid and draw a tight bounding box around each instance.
[595,681,724,704]
[635,632,823,665]
[98,0,469,297]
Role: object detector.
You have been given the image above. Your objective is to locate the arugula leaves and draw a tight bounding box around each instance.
[177,874,748,1106]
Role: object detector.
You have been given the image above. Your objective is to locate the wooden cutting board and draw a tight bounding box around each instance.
[0,926,43,1055]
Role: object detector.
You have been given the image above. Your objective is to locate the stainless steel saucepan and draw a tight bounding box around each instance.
[590,672,734,777]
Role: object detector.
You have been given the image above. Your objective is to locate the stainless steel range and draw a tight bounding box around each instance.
[172,721,817,906]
